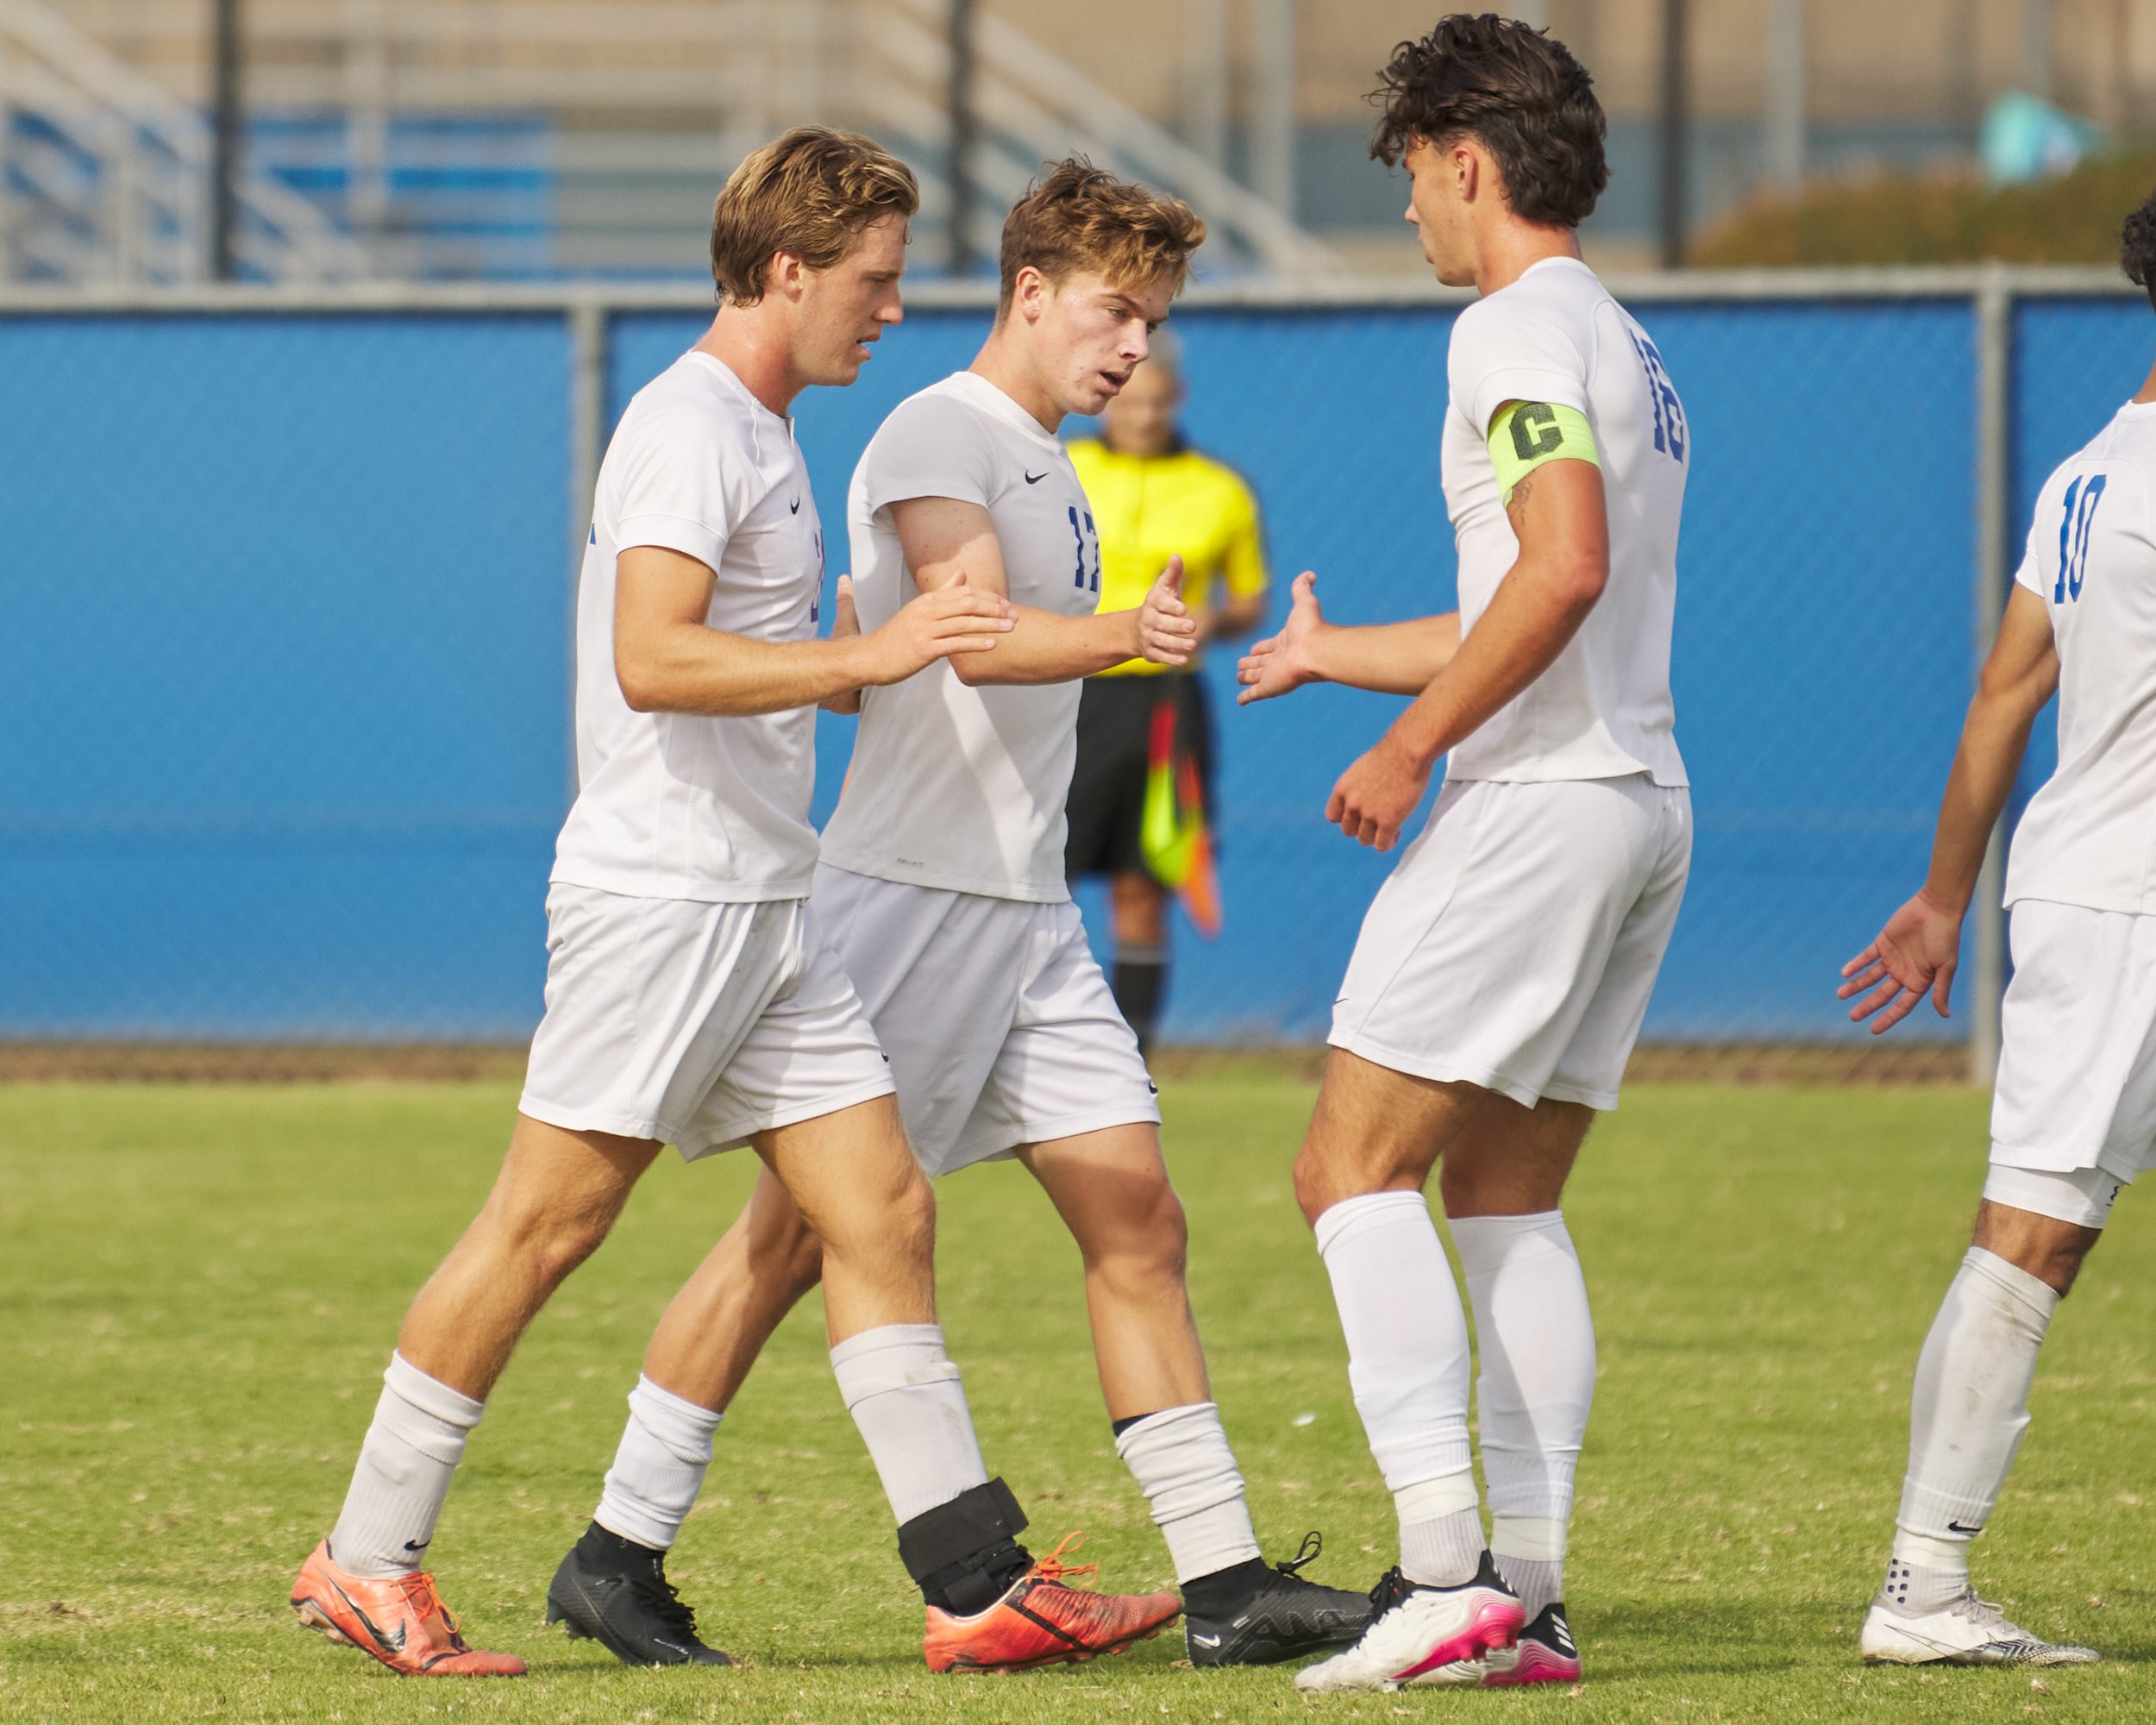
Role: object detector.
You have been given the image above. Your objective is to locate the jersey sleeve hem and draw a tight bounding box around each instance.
[615,512,728,572]
[863,477,996,517]
[1471,366,1592,436]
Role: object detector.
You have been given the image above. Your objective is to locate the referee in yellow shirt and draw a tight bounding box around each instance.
[1066,333,1269,1055]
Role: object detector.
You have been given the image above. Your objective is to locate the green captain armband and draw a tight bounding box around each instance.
[1489,401,1600,502]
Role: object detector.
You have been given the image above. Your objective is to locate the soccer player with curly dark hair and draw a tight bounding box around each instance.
[1240,16,1692,1690]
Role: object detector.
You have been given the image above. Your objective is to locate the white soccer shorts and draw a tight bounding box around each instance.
[518,885,895,1159]
[1985,900,2156,1223]
[811,863,1162,1176]
[1329,774,1691,1111]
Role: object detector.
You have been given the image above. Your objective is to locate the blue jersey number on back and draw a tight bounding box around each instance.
[1626,329,1687,464]
[2055,474,2106,603]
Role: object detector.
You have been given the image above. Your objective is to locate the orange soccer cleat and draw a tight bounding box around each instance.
[923,1533,1182,1674]
[291,1540,527,1677]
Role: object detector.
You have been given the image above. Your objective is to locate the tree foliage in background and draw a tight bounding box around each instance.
[1691,150,2156,269]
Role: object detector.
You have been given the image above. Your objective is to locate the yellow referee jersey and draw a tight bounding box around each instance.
[1067,437,1270,677]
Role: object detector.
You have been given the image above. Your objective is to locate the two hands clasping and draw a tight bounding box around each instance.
[821,555,1193,715]
[819,569,1014,714]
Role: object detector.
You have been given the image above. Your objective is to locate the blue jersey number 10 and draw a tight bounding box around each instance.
[2055,474,2106,603]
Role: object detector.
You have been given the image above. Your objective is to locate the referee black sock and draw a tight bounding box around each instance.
[1112,944,1169,1057]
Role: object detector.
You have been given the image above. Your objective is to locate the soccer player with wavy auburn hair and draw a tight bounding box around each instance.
[561,158,1380,1674]
[291,128,1180,1679]
[1239,16,1690,1691]
[1827,192,2156,1673]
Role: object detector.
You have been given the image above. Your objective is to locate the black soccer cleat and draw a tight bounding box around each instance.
[546,1525,732,1668]
[1184,1533,1374,1667]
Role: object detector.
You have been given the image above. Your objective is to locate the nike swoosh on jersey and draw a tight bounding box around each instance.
[1025,469,1048,484]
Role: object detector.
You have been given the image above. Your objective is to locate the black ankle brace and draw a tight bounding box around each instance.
[896,1477,1032,1615]
[575,1520,664,1575]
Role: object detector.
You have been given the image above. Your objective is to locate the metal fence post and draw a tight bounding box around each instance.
[1970,265,2012,1088]
[566,295,609,800]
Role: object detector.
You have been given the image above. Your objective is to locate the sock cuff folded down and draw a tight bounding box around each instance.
[1446,1209,1572,1269]
[625,1374,724,1461]
[1961,1246,2059,1321]
[1313,1189,1436,1259]
[385,1352,485,1431]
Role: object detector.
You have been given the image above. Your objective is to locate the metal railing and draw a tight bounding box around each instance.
[8,0,1338,284]
[0,0,367,283]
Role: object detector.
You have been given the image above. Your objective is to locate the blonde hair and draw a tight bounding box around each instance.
[711,127,919,307]
[997,159,1206,314]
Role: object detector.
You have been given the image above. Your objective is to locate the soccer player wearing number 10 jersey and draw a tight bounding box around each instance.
[1835,193,2156,1672]
[1238,17,1690,1690]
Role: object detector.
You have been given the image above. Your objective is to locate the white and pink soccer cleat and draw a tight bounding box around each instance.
[1478,1603,1582,1684]
[1293,1554,1525,1693]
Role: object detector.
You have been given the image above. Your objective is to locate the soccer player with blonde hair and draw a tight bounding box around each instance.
[291,128,1169,1678]
[556,159,1376,1675]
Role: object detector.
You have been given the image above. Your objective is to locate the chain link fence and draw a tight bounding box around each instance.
[2,270,2135,1076]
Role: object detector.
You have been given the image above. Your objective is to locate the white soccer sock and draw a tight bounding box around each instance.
[1114,1402,1263,1584]
[830,1324,990,1527]
[1315,1191,1482,1587]
[328,1352,484,1578]
[1450,1209,1595,1618]
[592,1375,724,1552]
[1888,1246,2058,1596]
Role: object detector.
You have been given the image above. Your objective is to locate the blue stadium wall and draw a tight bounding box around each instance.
[1,294,2140,1043]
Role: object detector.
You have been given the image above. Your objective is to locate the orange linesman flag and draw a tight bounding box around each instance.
[1138,693,1222,938]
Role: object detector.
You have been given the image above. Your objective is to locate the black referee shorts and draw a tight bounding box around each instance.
[1065,672,1217,883]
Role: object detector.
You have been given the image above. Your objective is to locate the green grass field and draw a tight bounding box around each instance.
[3,1076,2151,1723]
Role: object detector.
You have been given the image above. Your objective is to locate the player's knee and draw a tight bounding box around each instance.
[508,1207,615,1289]
[856,1164,937,1271]
[1294,1138,1369,1227]
[1972,1198,2103,1297]
[1292,1145,1332,1227]
[1125,1182,1189,1280]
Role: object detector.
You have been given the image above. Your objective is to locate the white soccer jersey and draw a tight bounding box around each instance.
[2004,399,2156,915]
[1441,256,1689,787]
[818,371,1103,901]
[552,351,826,903]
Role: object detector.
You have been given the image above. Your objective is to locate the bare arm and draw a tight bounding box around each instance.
[891,495,1195,687]
[1238,572,1463,702]
[1839,584,2059,1032]
[1326,457,1611,849]
[613,544,1012,718]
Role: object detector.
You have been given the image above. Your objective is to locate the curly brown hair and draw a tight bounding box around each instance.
[2124,187,2156,308]
[998,159,1206,315]
[710,127,918,307]
[1370,15,1608,229]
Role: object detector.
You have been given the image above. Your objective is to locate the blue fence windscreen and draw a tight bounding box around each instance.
[9,293,2124,1044]
[0,314,572,1036]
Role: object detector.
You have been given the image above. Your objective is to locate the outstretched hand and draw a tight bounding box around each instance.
[1838,890,1965,1034]
[1238,570,1324,705]
[1138,555,1197,668]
